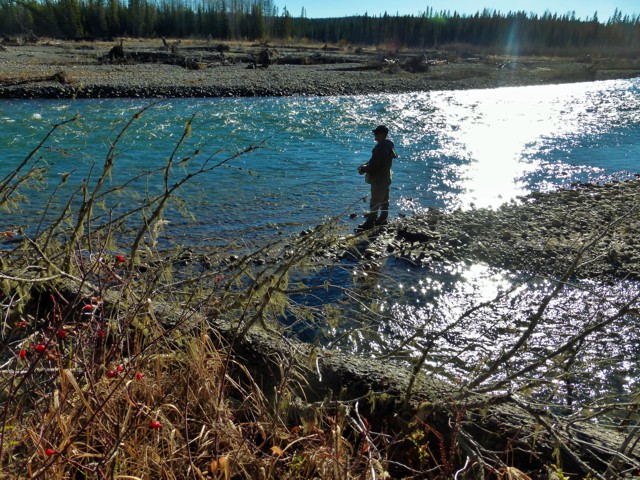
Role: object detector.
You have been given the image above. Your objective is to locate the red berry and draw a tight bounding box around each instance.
[35,344,46,353]
[136,372,144,380]
[57,330,68,339]
[97,330,105,338]
[116,365,124,372]
[115,255,126,264]
[82,304,94,311]
[19,349,27,359]
[45,448,55,456]
[106,371,117,378]
[149,421,162,429]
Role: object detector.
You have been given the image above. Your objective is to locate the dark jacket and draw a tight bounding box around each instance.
[360,139,397,185]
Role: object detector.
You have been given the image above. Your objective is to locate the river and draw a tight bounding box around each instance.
[3,79,639,240]
[2,79,639,400]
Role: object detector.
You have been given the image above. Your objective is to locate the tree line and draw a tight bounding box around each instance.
[1,0,639,53]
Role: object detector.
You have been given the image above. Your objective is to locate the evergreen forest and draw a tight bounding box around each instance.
[1,0,639,53]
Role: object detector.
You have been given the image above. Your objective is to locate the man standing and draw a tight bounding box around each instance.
[357,125,398,231]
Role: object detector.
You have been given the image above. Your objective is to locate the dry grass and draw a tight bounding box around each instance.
[3,99,639,479]
[1,276,392,479]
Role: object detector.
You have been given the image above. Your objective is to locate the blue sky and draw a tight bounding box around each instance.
[276,0,638,22]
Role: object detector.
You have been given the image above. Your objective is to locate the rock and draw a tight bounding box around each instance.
[327,179,640,283]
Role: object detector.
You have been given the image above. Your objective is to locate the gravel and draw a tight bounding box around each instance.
[342,178,640,282]
[2,41,638,99]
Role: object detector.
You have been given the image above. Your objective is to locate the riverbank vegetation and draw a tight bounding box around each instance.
[1,0,640,57]
[2,106,640,478]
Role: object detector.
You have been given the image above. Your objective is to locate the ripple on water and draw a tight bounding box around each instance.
[2,81,640,401]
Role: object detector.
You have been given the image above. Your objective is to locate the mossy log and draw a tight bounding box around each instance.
[8,277,639,477]
[206,315,640,478]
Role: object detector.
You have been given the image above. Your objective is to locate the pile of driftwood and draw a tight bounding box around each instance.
[104,38,208,70]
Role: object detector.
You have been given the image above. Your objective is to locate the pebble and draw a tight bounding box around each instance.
[328,179,640,282]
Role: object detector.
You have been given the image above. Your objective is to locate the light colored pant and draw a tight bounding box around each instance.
[369,182,390,223]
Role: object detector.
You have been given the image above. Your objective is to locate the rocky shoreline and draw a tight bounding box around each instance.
[1,39,640,99]
[340,178,640,283]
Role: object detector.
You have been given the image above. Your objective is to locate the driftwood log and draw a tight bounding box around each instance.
[11,278,640,477]
[102,41,206,70]
[203,314,640,478]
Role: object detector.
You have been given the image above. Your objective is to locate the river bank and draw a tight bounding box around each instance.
[1,38,640,98]
[337,178,640,283]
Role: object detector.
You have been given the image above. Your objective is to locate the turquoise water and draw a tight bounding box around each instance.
[2,80,639,398]
[2,79,639,245]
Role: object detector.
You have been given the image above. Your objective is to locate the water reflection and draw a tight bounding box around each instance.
[326,259,640,401]
[424,82,638,209]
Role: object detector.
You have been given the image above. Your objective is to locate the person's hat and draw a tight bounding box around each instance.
[372,125,389,134]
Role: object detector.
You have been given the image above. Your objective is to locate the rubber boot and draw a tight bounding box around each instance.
[356,213,377,232]
[374,212,388,226]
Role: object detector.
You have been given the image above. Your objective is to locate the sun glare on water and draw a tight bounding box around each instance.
[429,82,613,209]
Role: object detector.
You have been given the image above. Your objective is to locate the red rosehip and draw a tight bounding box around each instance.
[82,304,94,311]
[45,448,55,456]
[57,330,68,339]
[149,421,162,429]
[136,372,144,380]
[116,365,124,372]
[106,371,117,378]
[115,255,126,264]
[35,344,46,353]
[19,349,27,359]
[97,330,105,338]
